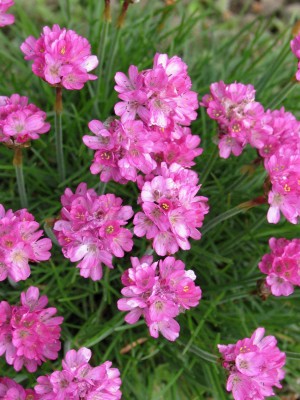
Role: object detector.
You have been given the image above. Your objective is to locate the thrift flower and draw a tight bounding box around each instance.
[0,204,52,282]
[118,255,202,341]
[83,53,203,184]
[0,377,38,399]
[0,286,63,372]
[20,25,98,90]
[133,163,209,255]
[54,182,134,280]
[0,0,14,27]
[218,327,286,400]
[258,237,300,296]
[0,94,50,146]
[291,32,300,81]
[35,347,122,399]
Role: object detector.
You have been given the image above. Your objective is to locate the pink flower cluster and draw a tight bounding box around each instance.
[258,237,300,296]
[117,256,202,341]
[200,81,268,158]
[35,347,122,400]
[291,32,300,81]
[0,377,38,400]
[0,94,50,146]
[0,0,14,27]
[202,81,300,224]
[218,327,286,400]
[0,286,63,372]
[133,163,209,256]
[83,53,202,184]
[0,204,52,282]
[54,183,134,280]
[20,25,98,90]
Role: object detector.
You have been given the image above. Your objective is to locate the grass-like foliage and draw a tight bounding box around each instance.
[0,0,300,398]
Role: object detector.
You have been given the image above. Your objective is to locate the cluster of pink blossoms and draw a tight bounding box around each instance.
[0,94,50,146]
[0,204,52,282]
[0,377,38,400]
[35,347,122,400]
[54,183,134,280]
[259,237,300,296]
[202,81,300,224]
[118,256,201,341]
[291,32,300,81]
[0,286,63,372]
[83,53,202,184]
[218,327,286,400]
[0,0,14,27]
[20,24,98,90]
[133,162,209,256]
[200,81,268,158]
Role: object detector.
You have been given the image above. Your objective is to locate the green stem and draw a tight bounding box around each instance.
[13,148,28,208]
[55,86,65,182]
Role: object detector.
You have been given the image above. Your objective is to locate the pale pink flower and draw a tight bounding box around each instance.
[0,204,52,282]
[0,94,50,145]
[117,256,202,341]
[54,183,134,280]
[35,347,122,399]
[0,377,39,400]
[133,163,209,256]
[218,327,286,400]
[258,237,300,296]
[0,0,14,27]
[20,25,98,90]
[0,286,63,372]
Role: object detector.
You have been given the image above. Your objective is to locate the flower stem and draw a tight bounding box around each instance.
[13,147,28,209]
[55,86,65,182]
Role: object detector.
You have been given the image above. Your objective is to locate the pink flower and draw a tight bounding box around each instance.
[0,94,50,145]
[201,81,267,158]
[117,256,202,341]
[291,33,300,80]
[20,25,98,90]
[54,183,134,280]
[218,327,286,400]
[0,377,39,399]
[35,347,122,399]
[258,237,300,296]
[0,204,52,282]
[133,163,209,256]
[0,0,14,27]
[0,286,63,372]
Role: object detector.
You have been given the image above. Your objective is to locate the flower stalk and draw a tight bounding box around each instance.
[13,147,28,208]
[54,86,65,182]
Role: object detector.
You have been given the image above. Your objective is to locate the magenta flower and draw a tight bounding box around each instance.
[0,94,50,146]
[54,183,134,280]
[0,377,38,400]
[133,163,209,256]
[35,347,122,399]
[20,25,98,90]
[0,0,14,27]
[0,204,52,282]
[218,327,286,400]
[291,33,300,80]
[117,255,202,341]
[0,286,63,372]
[201,81,269,158]
[258,237,300,296]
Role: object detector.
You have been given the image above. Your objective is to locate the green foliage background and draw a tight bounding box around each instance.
[0,1,300,398]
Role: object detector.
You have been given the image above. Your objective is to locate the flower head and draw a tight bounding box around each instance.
[54,183,134,280]
[117,255,202,341]
[20,25,98,90]
[0,377,38,399]
[218,327,286,400]
[0,286,63,372]
[35,347,122,399]
[0,0,14,27]
[0,94,50,146]
[0,204,52,282]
